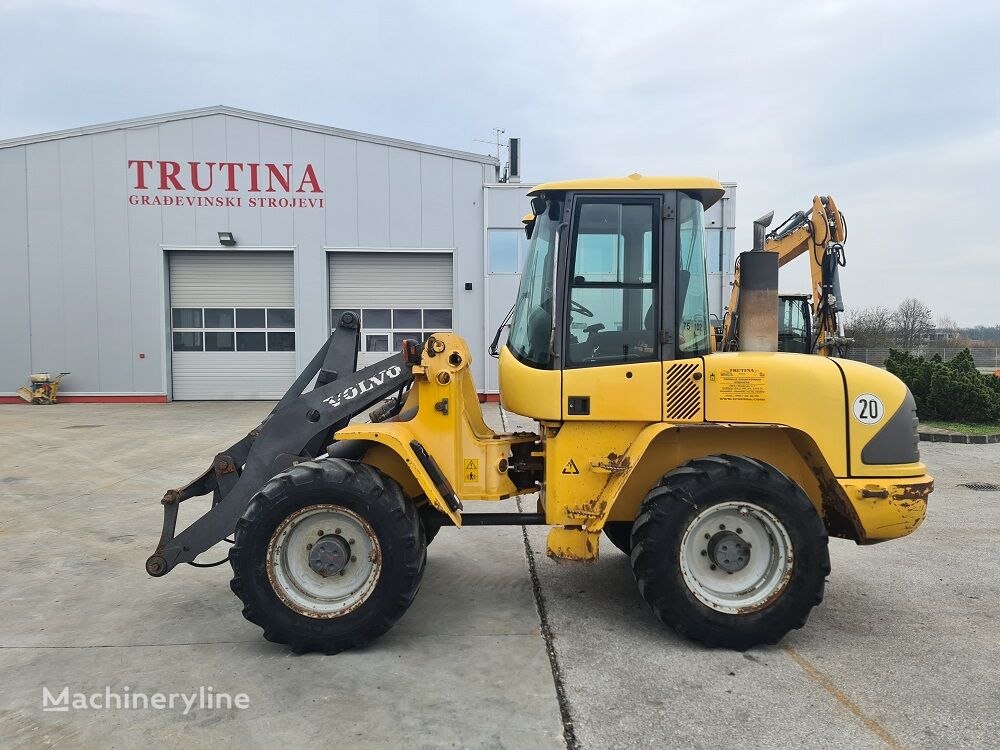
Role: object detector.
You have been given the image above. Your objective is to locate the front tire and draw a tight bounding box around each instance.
[603,521,634,555]
[229,459,425,654]
[631,455,829,649]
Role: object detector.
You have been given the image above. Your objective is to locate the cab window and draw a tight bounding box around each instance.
[677,193,712,356]
[566,200,657,367]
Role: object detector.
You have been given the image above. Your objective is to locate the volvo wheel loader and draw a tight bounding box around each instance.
[146,175,932,652]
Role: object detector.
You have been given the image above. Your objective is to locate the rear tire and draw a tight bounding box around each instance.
[630,454,829,649]
[603,521,634,555]
[229,459,425,654]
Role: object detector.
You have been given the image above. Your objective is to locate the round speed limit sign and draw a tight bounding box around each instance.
[852,393,885,425]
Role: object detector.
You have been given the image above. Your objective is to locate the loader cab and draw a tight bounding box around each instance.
[500,176,725,421]
[778,294,812,353]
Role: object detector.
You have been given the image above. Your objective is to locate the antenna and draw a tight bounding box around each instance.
[474,127,506,181]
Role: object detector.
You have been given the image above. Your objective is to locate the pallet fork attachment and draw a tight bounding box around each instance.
[145,313,414,577]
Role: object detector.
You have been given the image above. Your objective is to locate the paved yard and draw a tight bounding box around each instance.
[0,402,996,749]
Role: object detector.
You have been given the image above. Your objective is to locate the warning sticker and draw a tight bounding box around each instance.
[562,459,580,475]
[463,458,479,483]
[716,368,767,403]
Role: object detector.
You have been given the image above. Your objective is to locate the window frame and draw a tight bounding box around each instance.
[331,306,454,356]
[675,191,713,358]
[561,194,663,370]
[170,306,296,353]
[487,227,526,275]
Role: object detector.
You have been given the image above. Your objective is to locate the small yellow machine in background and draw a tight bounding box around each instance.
[16,373,70,404]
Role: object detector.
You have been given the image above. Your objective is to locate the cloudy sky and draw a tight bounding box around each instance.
[2,0,997,324]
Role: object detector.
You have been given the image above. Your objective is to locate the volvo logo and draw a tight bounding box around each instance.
[322,366,403,409]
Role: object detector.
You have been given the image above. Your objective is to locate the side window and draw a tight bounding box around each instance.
[677,194,711,356]
[566,201,657,366]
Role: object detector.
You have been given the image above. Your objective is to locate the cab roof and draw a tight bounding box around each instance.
[528,174,725,208]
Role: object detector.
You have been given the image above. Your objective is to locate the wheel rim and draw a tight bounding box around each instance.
[679,501,793,614]
[266,504,381,618]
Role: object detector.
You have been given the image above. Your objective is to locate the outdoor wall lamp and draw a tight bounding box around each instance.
[218,231,237,247]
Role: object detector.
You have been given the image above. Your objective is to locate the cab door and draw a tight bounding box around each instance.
[561,195,663,421]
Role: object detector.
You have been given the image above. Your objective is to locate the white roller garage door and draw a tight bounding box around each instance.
[169,251,296,400]
[328,252,453,368]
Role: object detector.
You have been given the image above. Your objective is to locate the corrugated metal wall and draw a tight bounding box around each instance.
[329,252,453,308]
[168,250,296,399]
[170,353,297,400]
[169,251,294,307]
[0,110,501,397]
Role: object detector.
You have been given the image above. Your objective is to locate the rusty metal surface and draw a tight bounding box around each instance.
[810,465,865,541]
[894,479,934,501]
[734,565,794,614]
[545,527,599,561]
[265,503,382,619]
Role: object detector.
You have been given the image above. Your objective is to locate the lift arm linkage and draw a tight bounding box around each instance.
[145,315,413,577]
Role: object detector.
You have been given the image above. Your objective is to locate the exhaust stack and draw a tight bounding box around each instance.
[736,251,779,352]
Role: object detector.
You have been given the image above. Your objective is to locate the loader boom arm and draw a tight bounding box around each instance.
[145,314,414,577]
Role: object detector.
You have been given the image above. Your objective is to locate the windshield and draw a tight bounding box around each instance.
[507,198,562,367]
[677,193,712,356]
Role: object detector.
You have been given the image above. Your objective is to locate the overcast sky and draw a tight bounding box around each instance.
[2,0,997,325]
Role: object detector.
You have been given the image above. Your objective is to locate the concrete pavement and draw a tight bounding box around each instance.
[0,402,562,749]
[1,401,996,749]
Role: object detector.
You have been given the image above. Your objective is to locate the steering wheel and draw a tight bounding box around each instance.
[570,299,594,318]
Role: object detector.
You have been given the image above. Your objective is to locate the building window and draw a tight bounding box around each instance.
[332,307,453,355]
[172,308,202,328]
[706,229,723,273]
[488,228,527,274]
[171,307,295,352]
[267,308,295,329]
[172,331,202,352]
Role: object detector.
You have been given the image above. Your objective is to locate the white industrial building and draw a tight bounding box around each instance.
[0,106,735,402]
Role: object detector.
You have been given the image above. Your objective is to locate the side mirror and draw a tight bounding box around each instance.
[521,212,536,240]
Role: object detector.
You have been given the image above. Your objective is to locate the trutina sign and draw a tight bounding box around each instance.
[127,159,325,208]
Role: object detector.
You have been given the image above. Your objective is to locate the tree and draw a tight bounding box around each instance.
[893,298,934,349]
[937,315,959,333]
[846,305,896,348]
[935,315,969,346]
[960,325,1000,346]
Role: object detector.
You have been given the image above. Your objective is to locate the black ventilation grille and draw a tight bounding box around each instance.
[665,362,702,421]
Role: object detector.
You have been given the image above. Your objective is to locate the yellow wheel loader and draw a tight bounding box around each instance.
[147,176,932,653]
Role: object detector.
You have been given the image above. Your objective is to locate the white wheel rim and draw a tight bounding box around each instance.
[679,501,793,614]
[266,504,380,618]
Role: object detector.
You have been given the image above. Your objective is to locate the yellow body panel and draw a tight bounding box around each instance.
[338,334,536,527]
[837,475,932,543]
[562,361,662,422]
[347,332,929,562]
[703,352,849,475]
[498,346,561,421]
[834,357,921,478]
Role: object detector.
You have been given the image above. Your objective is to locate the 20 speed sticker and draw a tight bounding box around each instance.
[852,393,885,425]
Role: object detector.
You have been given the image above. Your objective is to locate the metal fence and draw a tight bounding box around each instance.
[845,347,1000,371]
